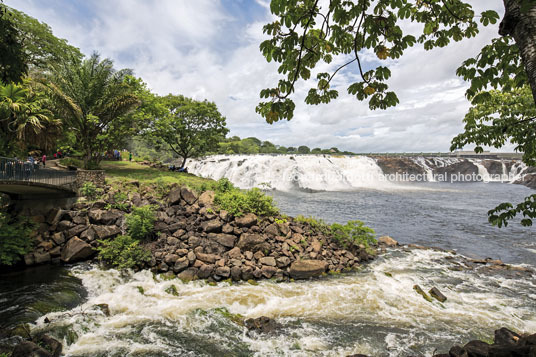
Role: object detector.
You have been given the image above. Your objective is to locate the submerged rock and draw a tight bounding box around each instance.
[429,287,447,303]
[413,285,433,302]
[244,316,278,334]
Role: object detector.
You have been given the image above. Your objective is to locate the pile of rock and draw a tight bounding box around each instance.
[19,184,375,282]
[432,327,536,357]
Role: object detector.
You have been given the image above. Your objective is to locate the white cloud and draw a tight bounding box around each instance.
[5,0,511,153]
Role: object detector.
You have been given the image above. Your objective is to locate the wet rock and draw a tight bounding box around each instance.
[488,344,536,356]
[24,253,35,266]
[177,267,198,282]
[198,264,214,278]
[518,333,536,346]
[95,303,110,316]
[494,327,520,346]
[181,186,198,205]
[378,235,398,246]
[413,285,433,302]
[37,335,62,357]
[429,287,447,303]
[173,257,189,273]
[235,213,257,228]
[61,237,95,263]
[214,266,231,278]
[34,252,51,264]
[261,265,277,278]
[245,316,277,334]
[11,341,52,357]
[231,266,242,280]
[448,345,465,357]
[463,340,490,357]
[289,260,327,279]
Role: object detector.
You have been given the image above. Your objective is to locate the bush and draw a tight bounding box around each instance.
[80,182,102,200]
[126,205,156,240]
[96,235,151,270]
[295,215,330,234]
[214,187,278,217]
[0,212,36,265]
[215,178,234,193]
[330,220,376,248]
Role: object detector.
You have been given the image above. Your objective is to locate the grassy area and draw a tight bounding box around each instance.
[100,161,215,191]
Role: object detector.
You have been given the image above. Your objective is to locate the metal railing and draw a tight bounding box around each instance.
[0,157,77,187]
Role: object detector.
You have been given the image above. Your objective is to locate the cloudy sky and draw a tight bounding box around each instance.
[7,0,506,153]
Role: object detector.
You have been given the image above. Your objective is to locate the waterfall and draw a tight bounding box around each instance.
[188,155,392,191]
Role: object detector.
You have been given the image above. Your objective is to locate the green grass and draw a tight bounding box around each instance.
[100,161,215,192]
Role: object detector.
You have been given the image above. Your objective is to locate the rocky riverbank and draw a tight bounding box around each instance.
[15,183,375,283]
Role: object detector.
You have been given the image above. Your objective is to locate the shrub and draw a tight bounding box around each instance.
[214,187,278,217]
[330,220,376,248]
[105,192,129,211]
[96,235,151,270]
[80,182,102,200]
[0,212,36,265]
[215,178,234,193]
[126,205,156,240]
[295,215,330,234]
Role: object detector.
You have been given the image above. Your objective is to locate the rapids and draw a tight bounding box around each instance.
[30,250,536,356]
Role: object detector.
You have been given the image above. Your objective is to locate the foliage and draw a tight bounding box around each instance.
[0,80,61,157]
[96,234,151,270]
[126,205,156,240]
[0,3,27,84]
[256,0,504,122]
[215,178,234,193]
[41,53,140,169]
[214,187,279,217]
[147,94,228,167]
[451,85,536,226]
[79,182,101,200]
[0,211,35,265]
[59,157,83,168]
[105,192,129,211]
[295,215,330,234]
[4,5,82,71]
[330,220,376,249]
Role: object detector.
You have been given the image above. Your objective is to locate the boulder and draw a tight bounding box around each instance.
[11,341,52,357]
[164,254,179,265]
[227,247,242,259]
[65,225,87,239]
[289,260,327,279]
[198,190,215,207]
[429,287,447,303]
[56,220,74,231]
[37,335,62,357]
[244,316,278,334]
[46,208,65,225]
[214,266,231,278]
[259,256,276,267]
[61,237,95,263]
[168,187,182,205]
[378,236,398,246]
[51,232,65,245]
[210,233,237,248]
[93,225,121,239]
[34,252,51,265]
[198,264,214,278]
[24,253,35,266]
[235,213,257,228]
[264,223,279,236]
[181,186,198,205]
[237,233,266,251]
[177,267,198,282]
[88,209,123,225]
[261,265,277,278]
[201,219,222,233]
[173,257,189,273]
[80,227,96,241]
[196,252,221,264]
[494,328,521,345]
[463,340,490,357]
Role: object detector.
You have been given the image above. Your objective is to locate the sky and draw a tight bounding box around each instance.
[6,0,507,153]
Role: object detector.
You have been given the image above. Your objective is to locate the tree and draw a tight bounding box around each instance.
[42,53,140,169]
[0,2,27,84]
[256,0,535,122]
[5,5,82,71]
[298,145,310,154]
[150,95,228,167]
[311,147,322,154]
[451,85,536,226]
[0,80,59,156]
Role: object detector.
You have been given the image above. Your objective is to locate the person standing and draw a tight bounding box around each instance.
[42,154,46,167]
[129,152,132,161]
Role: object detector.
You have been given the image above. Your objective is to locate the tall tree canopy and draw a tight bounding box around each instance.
[0,2,27,84]
[257,0,536,122]
[42,53,140,169]
[149,95,228,167]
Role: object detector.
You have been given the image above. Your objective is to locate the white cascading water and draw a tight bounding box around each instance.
[33,249,536,356]
[187,155,528,191]
[188,155,393,191]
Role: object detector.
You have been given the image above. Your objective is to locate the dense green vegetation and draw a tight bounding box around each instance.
[126,206,156,240]
[96,234,151,270]
[214,186,279,217]
[0,212,35,265]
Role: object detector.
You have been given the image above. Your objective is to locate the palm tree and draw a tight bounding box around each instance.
[0,81,59,156]
[42,53,140,169]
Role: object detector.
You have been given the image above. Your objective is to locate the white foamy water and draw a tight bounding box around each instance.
[187,155,528,191]
[33,249,536,357]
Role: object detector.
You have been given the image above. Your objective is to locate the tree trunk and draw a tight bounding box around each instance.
[500,0,536,105]
[180,156,187,168]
